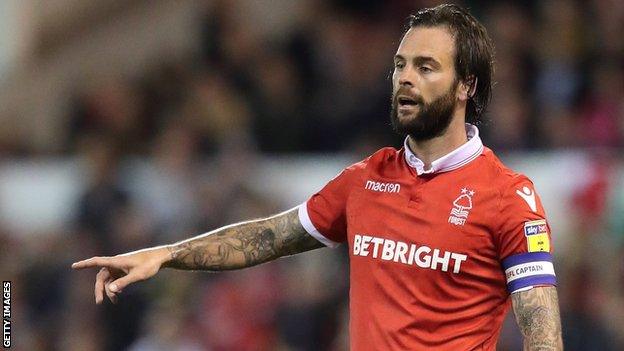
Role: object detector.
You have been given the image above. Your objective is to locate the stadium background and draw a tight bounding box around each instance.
[0,0,622,350]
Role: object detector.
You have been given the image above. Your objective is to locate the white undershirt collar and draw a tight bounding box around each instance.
[403,123,484,175]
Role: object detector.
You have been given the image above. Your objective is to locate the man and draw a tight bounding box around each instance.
[72,4,562,350]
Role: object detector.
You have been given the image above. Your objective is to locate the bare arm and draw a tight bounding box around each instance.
[511,286,563,351]
[164,207,324,270]
[72,207,324,303]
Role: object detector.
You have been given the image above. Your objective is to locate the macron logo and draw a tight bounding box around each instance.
[516,186,537,212]
[365,180,401,194]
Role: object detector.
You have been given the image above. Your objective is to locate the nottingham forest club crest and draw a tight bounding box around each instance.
[448,188,475,226]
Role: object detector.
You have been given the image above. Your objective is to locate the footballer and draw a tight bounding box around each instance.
[73,4,563,350]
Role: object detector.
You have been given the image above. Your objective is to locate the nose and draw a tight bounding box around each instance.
[397,66,415,87]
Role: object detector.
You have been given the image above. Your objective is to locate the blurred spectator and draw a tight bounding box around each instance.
[68,78,145,154]
[577,61,624,148]
[74,133,128,254]
[560,265,617,351]
[125,122,201,242]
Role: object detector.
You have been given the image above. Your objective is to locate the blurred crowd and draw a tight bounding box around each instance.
[1,0,623,350]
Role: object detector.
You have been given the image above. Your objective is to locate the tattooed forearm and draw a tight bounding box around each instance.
[163,208,324,271]
[511,286,563,351]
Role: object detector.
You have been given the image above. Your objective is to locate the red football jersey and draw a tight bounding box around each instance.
[298,124,556,350]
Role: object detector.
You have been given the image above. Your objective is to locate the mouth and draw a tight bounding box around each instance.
[398,95,418,107]
[397,95,419,113]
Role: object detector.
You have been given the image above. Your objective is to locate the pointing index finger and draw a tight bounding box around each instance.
[71,256,113,270]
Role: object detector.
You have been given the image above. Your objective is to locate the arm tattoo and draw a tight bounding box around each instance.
[511,286,563,351]
[163,208,324,271]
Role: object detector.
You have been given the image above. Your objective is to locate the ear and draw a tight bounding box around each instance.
[457,75,477,101]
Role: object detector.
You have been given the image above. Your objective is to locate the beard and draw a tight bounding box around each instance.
[390,84,457,141]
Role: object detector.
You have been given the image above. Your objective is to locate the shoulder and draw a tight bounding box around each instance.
[335,147,405,186]
[354,146,407,180]
[478,147,545,220]
[346,146,401,172]
[368,146,402,165]
[479,147,535,192]
[317,147,402,198]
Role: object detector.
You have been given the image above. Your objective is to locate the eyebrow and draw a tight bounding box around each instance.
[394,55,442,69]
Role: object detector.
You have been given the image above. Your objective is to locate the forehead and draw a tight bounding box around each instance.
[396,26,455,65]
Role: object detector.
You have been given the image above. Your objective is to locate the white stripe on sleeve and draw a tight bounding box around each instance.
[297,202,340,248]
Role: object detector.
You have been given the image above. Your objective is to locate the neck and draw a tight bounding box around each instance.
[407,115,468,169]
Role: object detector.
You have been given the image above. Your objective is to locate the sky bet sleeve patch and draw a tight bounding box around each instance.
[524,220,550,253]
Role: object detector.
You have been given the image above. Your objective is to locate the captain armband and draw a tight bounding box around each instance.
[502,252,557,294]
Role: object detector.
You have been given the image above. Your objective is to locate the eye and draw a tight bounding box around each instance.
[394,61,405,70]
[419,66,433,73]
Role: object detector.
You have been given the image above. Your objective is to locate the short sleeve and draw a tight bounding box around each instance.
[298,161,365,248]
[496,175,557,293]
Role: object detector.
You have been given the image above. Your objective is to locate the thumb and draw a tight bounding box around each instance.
[109,271,151,293]
[109,271,147,293]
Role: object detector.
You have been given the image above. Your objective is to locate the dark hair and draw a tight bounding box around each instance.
[407,4,494,123]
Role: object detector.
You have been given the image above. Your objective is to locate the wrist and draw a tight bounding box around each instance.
[154,245,175,268]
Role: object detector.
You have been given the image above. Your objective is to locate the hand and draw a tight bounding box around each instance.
[71,247,170,304]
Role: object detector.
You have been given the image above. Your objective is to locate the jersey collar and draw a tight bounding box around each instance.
[403,123,484,175]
